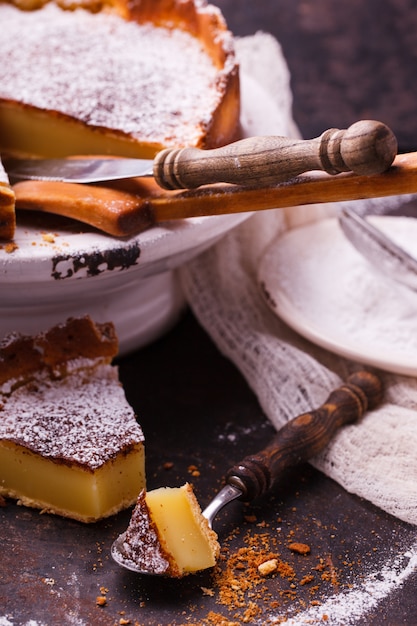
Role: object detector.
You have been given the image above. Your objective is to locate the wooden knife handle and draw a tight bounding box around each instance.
[224,370,383,502]
[153,120,397,190]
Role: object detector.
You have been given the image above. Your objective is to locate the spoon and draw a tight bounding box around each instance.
[338,206,417,293]
[111,370,383,574]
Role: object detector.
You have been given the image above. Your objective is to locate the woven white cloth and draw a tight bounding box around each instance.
[180,33,417,526]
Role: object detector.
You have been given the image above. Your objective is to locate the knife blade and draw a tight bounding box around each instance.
[6,157,153,185]
[5,119,397,190]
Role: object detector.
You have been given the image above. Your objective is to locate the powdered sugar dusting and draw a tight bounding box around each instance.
[0,363,144,469]
[261,216,417,373]
[267,540,417,625]
[0,617,47,626]
[118,490,171,574]
[0,3,221,146]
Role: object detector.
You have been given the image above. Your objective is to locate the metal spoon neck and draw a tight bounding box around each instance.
[202,483,242,528]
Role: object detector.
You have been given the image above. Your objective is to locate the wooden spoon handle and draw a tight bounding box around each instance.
[225,371,383,502]
[153,120,397,190]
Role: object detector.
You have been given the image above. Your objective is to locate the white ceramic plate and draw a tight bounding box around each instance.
[0,72,283,354]
[258,215,417,376]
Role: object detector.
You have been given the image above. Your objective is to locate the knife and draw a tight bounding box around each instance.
[12,149,417,237]
[6,119,396,190]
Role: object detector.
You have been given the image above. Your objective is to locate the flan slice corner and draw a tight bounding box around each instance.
[120,483,220,577]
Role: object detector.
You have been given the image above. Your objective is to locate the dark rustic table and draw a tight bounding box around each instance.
[2,2,417,624]
[1,311,417,625]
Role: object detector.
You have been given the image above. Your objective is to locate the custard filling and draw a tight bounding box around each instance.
[146,484,219,573]
[0,440,145,522]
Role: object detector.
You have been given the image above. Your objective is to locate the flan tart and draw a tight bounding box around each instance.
[0,316,145,523]
[0,0,240,160]
[0,0,240,240]
[120,483,220,577]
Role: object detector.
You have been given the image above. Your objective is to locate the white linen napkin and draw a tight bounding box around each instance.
[180,32,417,526]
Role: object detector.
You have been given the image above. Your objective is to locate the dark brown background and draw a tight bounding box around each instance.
[217,0,417,152]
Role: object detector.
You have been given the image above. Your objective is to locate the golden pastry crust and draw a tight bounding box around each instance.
[0,315,118,389]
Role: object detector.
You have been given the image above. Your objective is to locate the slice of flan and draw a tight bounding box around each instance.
[0,316,145,523]
[0,157,15,240]
[120,483,220,577]
[0,0,240,160]
[0,0,240,240]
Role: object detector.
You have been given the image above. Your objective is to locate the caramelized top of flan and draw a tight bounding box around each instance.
[121,488,174,575]
[1,363,144,469]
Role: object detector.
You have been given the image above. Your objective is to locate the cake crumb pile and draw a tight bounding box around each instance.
[185,514,349,626]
